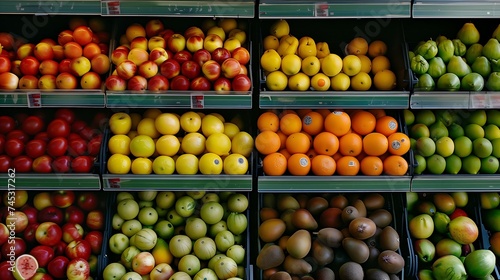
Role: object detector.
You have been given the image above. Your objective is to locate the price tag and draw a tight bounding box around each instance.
[27,92,42,108]
[191,94,204,109]
[104,0,120,15]
[471,94,487,108]
[314,3,329,17]
[489,94,500,108]
[108,178,120,188]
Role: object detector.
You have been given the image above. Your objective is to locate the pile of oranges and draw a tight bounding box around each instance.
[256,109,411,176]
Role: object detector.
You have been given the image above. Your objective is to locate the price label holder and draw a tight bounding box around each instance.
[27,92,42,108]
[314,3,330,17]
[488,93,500,108]
[191,94,205,109]
[108,178,121,188]
[103,0,120,14]
[470,92,487,108]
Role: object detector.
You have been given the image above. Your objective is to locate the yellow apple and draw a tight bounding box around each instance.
[137,118,161,139]
[207,26,226,41]
[223,37,241,53]
[180,111,202,133]
[152,156,175,175]
[131,157,153,175]
[155,113,180,135]
[203,34,223,53]
[109,112,132,135]
[155,135,180,157]
[108,134,131,155]
[107,154,132,174]
[129,135,155,158]
[33,192,53,210]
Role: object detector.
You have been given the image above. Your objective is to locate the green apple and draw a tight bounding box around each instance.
[112,214,125,231]
[109,233,129,254]
[120,246,141,269]
[209,221,227,237]
[201,193,220,204]
[155,191,176,209]
[175,195,196,218]
[138,200,154,208]
[121,219,142,237]
[226,245,245,264]
[153,220,175,240]
[119,272,142,280]
[116,192,134,202]
[187,191,206,200]
[117,199,140,220]
[227,193,248,213]
[200,201,224,225]
[102,262,126,280]
[167,209,185,226]
[215,230,235,252]
[155,207,168,217]
[185,217,207,240]
[138,191,157,201]
[138,207,158,226]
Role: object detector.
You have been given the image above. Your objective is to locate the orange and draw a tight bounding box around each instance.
[368,40,388,58]
[371,55,391,75]
[287,153,311,176]
[255,130,281,155]
[375,115,399,136]
[363,132,388,156]
[373,69,397,91]
[387,132,411,156]
[368,109,387,119]
[489,231,500,257]
[279,148,292,160]
[302,111,324,136]
[311,155,336,176]
[336,156,360,176]
[360,156,384,176]
[297,109,313,118]
[306,148,318,159]
[324,111,351,137]
[279,113,302,135]
[316,109,331,119]
[285,132,311,154]
[263,152,288,176]
[351,110,376,135]
[277,130,288,149]
[313,132,339,156]
[332,152,343,162]
[258,111,280,132]
[383,155,408,176]
[339,133,363,156]
[346,37,368,55]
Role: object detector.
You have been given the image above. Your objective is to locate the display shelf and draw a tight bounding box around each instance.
[410,92,470,109]
[106,91,252,109]
[100,0,255,17]
[411,175,500,192]
[101,174,252,191]
[0,173,101,190]
[413,0,500,18]
[258,0,411,18]
[259,91,410,109]
[0,0,101,14]
[257,176,411,192]
[0,90,106,108]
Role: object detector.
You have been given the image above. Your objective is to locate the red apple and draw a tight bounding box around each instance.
[147,75,169,91]
[20,204,38,224]
[160,59,180,79]
[0,72,19,90]
[181,60,201,80]
[167,34,186,53]
[71,155,94,173]
[58,30,74,46]
[30,245,55,267]
[105,75,127,91]
[0,156,10,173]
[111,48,129,66]
[86,210,104,230]
[12,211,28,233]
[17,43,35,60]
[90,53,110,75]
[0,56,11,74]
[186,35,204,53]
[149,47,169,65]
[0,261,15,280]
[64,205,85,225]
[84,231,103,255]
[34,42,55,61]
[146,19,165,38]
[0,223,8,246]
[116,60,137,80]
[232,73,252,91]
[52,45,65,61]
[0,116,15,134]
[30,272,53,280]
[203,34,223,52]
[58,58,72,73]
[211,47,231,65]
[1,237,26,259]
[160,29,175,41]
[65,239,91,260]
[47,256,69,279]
[127,75,148,91]
[38,206,64,224]
[83,42,101,59]
[47,137,68,158]
[47,118,70,139]
[63,42,83,59]
[132,252,155,275]
[232,46,250,65]
[87,136,102,157]
[130,37,148,51]
[39,60,59,76]
[184,26,205,39]
[23,223,39,244]
[173,50,192,65]
[12,156,32,173]
[77,192,99,211]
[128,48,149,66]
[0,33,15,50]
[239,64,248,75]
[55,72,78,89]
[138,60,158,79]
[51,191,76,208]
[201,60,221,81]
[170,75,190,91]
[19,56,40,76]
[148,36,166,51]
[52,155,72,173]
[36,222,62,246]
[190,76,211,91]
[66,258,90,280]
[5,138,23,157]
[221,58,241,79]
[68,138,88,157]
[62,223,84,244]
[7,130,29,143]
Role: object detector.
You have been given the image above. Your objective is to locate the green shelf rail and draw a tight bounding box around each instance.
[0,0,101,14]
[101,174,253,191]
[0,91,106,108]
[411,175,500,191]
[413,0,500,18]
[259,91,410,109]
[410,92,500,109]
[0,174,101,190]
[258,0,411,18]
[100,0,255,18]
[257,176,411,192]
[105,91,252,109]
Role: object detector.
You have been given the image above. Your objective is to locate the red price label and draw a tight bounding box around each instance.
[108,178,121,188]
[489,94,500,108]
[315,3,329,17]
[105,0,121,15]
[471,94,487,108]
[191,94,204,109]
[27,92,42,108]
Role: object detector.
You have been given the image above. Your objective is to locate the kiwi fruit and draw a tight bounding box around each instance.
[378,250,405,274]
[316,227,343,248]
[364,268,390,280]
[341,206,360,223]
[369,209,393,228]
[339,261,364,280]
[270,271,292,280]
[348,217,377,240]
[315,267,335,280]
[363,193,386,210]
[342,237,370,264]
[379,226,400,251]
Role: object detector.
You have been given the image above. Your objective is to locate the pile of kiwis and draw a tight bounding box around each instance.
[257,193,406,280]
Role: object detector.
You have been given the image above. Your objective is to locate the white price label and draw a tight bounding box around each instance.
[27,92,42,108]
[489,94,500,108]
[104,0,121,15]
[471,94,487,108]
[314,3,329,17]
[191,94,204,109]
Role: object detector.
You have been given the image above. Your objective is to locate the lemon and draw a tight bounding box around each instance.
[350,72,372,91]
[231,131,254,158]
[180,111,202,133]
[320,53,343,77]
[266,70,288,91]
[357,54,372,73]
[108,134,131,155]
[281,54,302,76]
[223,123,240,140]
[176,154,199,175]
[131,157,153,174]
[373,69,397,90]
[288,72,310,91]
[181,132,206,155]
[330,73,350,91]
[260,49,281,72]
[301,56,320,76]
[107,154,131,174]
[223,154,248,175]
[206,133,231,156]
[199,153,223,175]
[137,118,160,138]
[342,55,362,76]
[130,135,155,157]
[155,113,180,135]
[156,135,180,156]
[152,156,175,175]
[263,35,279,50]
[201,115,224,137]
[311,73,331,91]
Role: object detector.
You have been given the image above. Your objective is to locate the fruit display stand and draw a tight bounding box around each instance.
[100,191,252,279]
[0,108,107,190]
[479,192,500,276]
[104,17,254,109]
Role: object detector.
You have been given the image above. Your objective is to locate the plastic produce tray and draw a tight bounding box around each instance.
[256,192,413,279]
